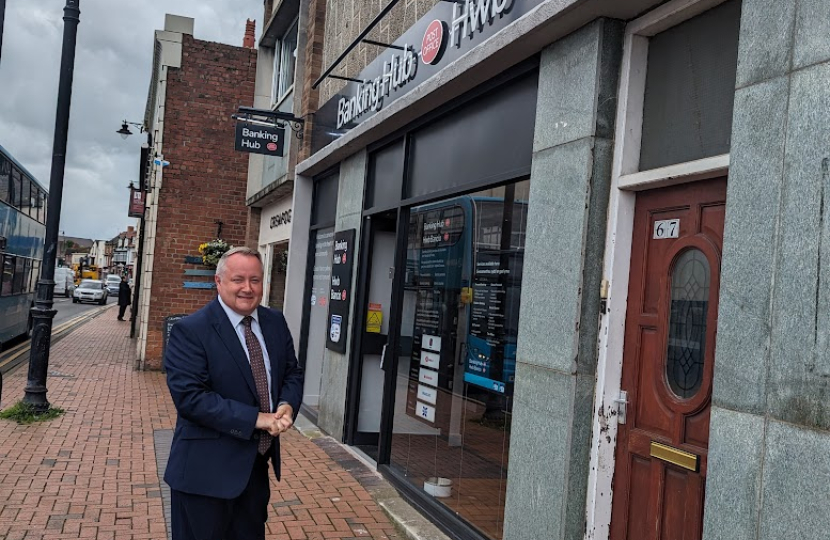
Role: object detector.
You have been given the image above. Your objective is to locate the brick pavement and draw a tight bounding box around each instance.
[0,308,400,540]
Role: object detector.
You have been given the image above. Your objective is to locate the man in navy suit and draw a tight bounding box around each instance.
[163,246,304,540]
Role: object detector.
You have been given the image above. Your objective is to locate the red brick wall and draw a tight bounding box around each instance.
[143,35,257,369]
[299,0,327,160]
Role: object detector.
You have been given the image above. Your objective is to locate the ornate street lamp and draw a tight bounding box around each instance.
[117,120,146,140]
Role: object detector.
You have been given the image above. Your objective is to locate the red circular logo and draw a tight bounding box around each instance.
[267,142,278,152]
[342,290,347,301]
[421,20,444,65]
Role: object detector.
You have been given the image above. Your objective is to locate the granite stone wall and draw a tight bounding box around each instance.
[703,1,830,539]
[502,18,623,540]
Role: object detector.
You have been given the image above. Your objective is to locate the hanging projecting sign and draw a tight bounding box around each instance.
[326,229,356,353]
[128,186,145,218]
[314,0,543,149]
[234,123,285,157]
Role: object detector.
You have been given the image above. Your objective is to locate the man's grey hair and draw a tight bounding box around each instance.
[215,246,264,278]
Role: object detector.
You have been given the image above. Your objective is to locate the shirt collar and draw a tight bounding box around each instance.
[217,296,259,329]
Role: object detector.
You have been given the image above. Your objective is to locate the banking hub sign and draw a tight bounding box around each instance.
[324,0,542,133]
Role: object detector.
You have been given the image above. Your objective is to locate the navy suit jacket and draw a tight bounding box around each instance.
[163,298,304,499]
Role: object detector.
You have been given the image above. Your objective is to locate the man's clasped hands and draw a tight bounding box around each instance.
[255,403,294,436]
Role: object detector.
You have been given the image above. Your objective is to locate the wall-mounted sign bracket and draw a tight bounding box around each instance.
[232,106,305,140]
[330,75,365,84]
[362,39,406,51]
[312,0,405,89]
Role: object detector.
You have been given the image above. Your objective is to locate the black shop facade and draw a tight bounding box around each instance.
[288,3,542,540]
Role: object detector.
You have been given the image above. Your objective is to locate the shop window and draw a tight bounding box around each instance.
[268,243,289,310]
[271,18,298,105]
[302,228,335,411]
[407,72,537,200]
[366,139,404,211]
[390,179,530,540]
[311,173,339,227]
[638,0,740,170]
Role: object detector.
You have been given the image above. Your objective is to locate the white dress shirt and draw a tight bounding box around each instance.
[217,296,274,412]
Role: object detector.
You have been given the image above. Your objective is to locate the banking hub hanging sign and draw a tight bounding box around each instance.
[321,0,542,137]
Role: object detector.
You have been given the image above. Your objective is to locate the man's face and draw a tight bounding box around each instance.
[215,253,264,316]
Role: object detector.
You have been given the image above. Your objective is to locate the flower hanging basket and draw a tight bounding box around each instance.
[199,239,231,268]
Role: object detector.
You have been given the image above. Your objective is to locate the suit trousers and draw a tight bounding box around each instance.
[170,452,271,540]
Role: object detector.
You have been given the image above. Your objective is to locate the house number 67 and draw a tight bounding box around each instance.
[653,219,680,239]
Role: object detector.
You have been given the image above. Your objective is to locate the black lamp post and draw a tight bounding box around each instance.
[23,0,81,412]
[0,0,6,64]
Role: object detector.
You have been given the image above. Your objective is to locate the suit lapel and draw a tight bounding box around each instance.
[258,307,282,398]
[209,299,258,398]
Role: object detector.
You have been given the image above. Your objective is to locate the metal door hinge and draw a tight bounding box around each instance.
[614,390,628,424]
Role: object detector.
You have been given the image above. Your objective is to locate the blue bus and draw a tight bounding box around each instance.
[0,144,47,348]
[405,188,528,400]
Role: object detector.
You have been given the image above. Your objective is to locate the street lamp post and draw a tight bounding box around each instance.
[23,0,81,412]
[0,0,7,63]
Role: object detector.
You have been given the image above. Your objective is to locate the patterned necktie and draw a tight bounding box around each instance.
[242,316,272,454]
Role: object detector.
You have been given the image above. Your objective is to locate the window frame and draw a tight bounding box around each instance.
[270,16,299,107]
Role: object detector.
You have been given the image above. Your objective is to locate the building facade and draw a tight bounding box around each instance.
[283,1,830,540]
[242,0,330,319]
[136,15,257,369]
[106,225,137,278]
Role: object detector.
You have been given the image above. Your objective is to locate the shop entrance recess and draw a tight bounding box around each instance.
[609,178,725,540]
[345,210,401,456]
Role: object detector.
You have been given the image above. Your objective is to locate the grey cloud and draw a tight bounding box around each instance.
[0,0,261,240]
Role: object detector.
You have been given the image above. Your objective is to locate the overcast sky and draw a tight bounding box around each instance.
[0,0,261,240]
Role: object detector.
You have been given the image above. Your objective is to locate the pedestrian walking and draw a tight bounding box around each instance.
[162,246,304,540]
[117,276,131,321]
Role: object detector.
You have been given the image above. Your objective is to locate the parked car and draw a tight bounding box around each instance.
[105,274,122,295]
[54,267,75,298]
[73,279,108,305]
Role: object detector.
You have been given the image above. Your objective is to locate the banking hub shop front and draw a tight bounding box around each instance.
[282,0,747,539]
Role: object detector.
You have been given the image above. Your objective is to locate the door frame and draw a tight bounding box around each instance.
[584,0,734,537]
[343,209,408,451]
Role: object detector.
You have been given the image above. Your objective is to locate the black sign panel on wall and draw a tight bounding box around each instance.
[326,229,356,353]
[162,314,189,359]
[234,123,285,157]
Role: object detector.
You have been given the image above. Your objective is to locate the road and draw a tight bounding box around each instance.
[53,294,118,326]
[0,295,119,374]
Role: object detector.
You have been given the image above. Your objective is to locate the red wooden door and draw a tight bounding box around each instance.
[610,177,726,540]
